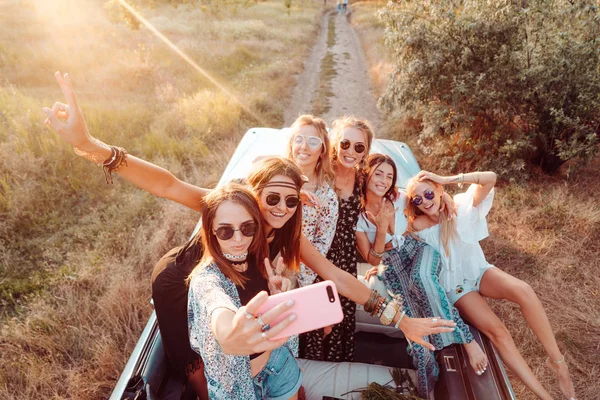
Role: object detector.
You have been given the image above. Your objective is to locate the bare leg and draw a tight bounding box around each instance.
[479,268,576,400]
[455,291,553,400]
[187,366,209,400]
[463,341,489,375]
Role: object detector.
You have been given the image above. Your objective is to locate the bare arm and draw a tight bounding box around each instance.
[416,170,497,208]
[299,235,456,350]
[43,72,210,212]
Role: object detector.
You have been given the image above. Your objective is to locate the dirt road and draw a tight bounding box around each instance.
[284,8,382,131]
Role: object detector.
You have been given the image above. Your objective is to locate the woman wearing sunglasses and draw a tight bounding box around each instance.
[356,154,488,397]
[405,170,576,400]
[301,115,373,362]
[188,182,301,399]
[43,72,457,397]
[286,115,338,288]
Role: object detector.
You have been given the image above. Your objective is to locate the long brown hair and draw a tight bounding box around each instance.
[247,157,304,273]
[361,153,399,211]
[405,178,456,256]
[286,114,334,186]
[191,183,269,287]
[330,115,375,194]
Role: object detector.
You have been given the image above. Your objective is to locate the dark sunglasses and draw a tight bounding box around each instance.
[213,221,258,241]
[265,193,301,209]
[411,189,436,206]
[339,139,366,154]
[293,134,323,150]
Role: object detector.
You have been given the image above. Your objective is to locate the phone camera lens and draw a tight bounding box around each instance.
[326,285,335,303]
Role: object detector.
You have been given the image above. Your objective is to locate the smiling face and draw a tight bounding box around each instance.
[367,162,395,198]
[336,126,367,169]
[411,181,442,216]
[258,175,300,230]
[291,124,323,173]
[212,200,255,258]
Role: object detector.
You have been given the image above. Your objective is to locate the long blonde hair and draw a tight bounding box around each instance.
[286,114,334,186]
[405,178,457,256]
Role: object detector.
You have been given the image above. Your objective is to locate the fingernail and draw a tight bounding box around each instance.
[286,299,294,306]
[289,313,296,321]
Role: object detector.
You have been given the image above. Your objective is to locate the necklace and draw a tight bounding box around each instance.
[223,252,248,261]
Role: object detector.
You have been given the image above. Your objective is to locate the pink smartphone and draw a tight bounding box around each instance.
[255,280,344,340]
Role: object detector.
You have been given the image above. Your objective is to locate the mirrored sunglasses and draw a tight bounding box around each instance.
[213,221,258,241]
[265,193,300,209]
[339,139,366,154]
[411,189,435,206]
[293,134,323,150]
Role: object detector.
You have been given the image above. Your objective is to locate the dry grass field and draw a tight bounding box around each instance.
[351,2,600,399]
[0,0,323,398]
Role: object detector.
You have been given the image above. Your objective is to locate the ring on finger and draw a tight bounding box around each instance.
[257,315,267,328]
[244,310,254,320]
[261,332,268,340]
[431,318,439,322]
[261,324,271,332]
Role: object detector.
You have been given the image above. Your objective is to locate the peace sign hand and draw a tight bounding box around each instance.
[42,72,93,150]
[265,258,291,294]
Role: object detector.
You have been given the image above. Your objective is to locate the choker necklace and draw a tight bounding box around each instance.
[223,252,248,262]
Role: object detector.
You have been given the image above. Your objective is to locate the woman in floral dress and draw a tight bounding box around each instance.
[301,116,374,362]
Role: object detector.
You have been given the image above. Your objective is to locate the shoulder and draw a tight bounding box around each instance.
[411,215,431,232]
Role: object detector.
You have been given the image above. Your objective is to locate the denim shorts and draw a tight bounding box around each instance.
[253,345,302,400]
[446,265,495,305]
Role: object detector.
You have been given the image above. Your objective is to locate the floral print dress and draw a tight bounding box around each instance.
[298,182,339,288]
[301,180,361,362]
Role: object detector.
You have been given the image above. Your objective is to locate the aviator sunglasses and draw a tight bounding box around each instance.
[265,193,301,209]
[213,221,258,241]
[293,134,323,150]
[411,189,436,206]
[339,139,366,154]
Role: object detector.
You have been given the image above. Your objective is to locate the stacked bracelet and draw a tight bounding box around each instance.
[369,247,385,258]
[102,146,128,184]
[363,290,380,314]
[380,300,400,326]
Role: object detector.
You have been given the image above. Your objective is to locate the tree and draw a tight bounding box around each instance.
[379,0,600,177]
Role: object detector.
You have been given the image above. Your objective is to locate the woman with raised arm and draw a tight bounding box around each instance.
[187,183,301,399]
[356,154,487,397]
[285,115,338,288]
[43,72,456,396]
[405,170,576,400]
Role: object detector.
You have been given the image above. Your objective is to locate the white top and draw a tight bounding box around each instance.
[415,184,495,292]
[356,193,408,249]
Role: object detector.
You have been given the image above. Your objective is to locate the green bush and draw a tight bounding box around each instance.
[379,0,600,178]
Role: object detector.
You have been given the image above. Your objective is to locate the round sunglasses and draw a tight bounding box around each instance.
[339,139,366,154]
[411,189,435,206]
[265,193,301,209]
[293,134,323,150]
[213,221,258,241]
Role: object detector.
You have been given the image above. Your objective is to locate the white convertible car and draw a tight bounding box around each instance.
[110,128,515,400]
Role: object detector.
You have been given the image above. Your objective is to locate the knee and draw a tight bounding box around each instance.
[481,322,513,348]
[509,280,538,305]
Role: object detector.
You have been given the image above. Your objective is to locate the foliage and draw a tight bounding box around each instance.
[379,0,600,178]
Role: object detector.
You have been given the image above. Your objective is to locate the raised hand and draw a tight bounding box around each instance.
[265,257,291,294]
[43,72,96,151]
[365,198,396,230]
[416,170,447,185]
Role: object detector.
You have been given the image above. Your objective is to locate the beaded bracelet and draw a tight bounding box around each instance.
[369,247,385,259]
[380,301,399,326]
[394,310,406,329]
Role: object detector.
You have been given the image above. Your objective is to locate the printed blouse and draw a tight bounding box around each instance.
[415,184,495,291]
[297,182,339,287]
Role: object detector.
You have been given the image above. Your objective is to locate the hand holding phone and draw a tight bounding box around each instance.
[256,280,343,340]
